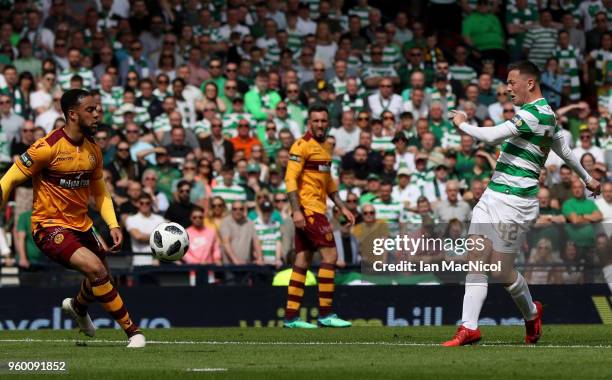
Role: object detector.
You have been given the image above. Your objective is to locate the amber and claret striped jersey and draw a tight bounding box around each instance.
[15,128,103,234]
[285,132,338,214]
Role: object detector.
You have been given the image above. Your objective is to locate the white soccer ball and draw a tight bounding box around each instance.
[149,222,189,262]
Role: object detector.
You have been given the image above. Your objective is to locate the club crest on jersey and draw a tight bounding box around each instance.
[289,154,301,162]
[54,233,64,245]
[88,154,96,167]
[20,152,33,168]
[511,115,523,127]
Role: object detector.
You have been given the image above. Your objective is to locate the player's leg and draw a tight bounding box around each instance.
[68,248,144,346]
[489,248,542,344]
[461,236,492,330]
[316,246,351,328]
[491,250,538,321]
[65,227,110,324]
[284,249,317,328]
[69,277,95,318]
[442,235,491,346]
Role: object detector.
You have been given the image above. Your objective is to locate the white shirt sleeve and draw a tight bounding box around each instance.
[551,131,592,183]
[458,120,519,145]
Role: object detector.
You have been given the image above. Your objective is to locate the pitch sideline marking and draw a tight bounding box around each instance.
[186,368,228,372]
[0,338,610,349]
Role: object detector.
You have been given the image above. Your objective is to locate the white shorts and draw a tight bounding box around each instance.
[468,188,539,253]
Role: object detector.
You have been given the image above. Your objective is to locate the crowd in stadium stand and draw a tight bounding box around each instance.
[0,0,610,285]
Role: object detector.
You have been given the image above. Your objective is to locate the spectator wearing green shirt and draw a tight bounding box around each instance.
[15,209,44,268]
[262,120,282,161]
[147,146,182,201]
[200,58,226,98]
[461,0,505,69]
[562,179,603,251]
[244,70,281,122]
[455,135,477,181]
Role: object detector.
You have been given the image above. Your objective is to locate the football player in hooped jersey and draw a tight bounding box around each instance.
[284,104,356,328]
[443,61,601,346]
[0,89,145,348]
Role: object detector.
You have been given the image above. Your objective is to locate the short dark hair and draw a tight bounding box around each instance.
[508,60,541,82]
[191,205,204,215]
[172,77,186,87]
[308,104,329,118]
[60,89,91,120]
[177,179,191,189]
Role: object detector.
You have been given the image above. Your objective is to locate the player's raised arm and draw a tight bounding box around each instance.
[551,131,601,195]
[450,110,519,144]
[285,141,306,228]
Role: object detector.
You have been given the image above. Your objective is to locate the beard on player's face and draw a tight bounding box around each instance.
[313,127,327,142]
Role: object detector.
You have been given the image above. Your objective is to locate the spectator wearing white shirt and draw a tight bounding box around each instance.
[218,8,250,41]
[330,110,361,156]
[595,182,612,237]
[296,3,317,35]
[573,125,606,164]
[434,180,471,224]
[402,87,429,120]
[125,194,166,266]
[367,78,403,120]
[392,167,420,207]
[34,90,62,133]
[392,132,416,172]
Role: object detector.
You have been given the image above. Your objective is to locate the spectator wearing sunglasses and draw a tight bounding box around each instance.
[183,206,222,265]
[165,180,197,228]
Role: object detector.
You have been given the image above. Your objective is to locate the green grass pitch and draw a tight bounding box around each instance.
[0,326,610,379]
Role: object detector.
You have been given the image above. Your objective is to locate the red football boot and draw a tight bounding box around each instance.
[525,301,543,344]
[442,325,482,347]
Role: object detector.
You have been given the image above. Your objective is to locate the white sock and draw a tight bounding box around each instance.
[461,274,488,330]
[604,264,612,294]
[505,272,537,320]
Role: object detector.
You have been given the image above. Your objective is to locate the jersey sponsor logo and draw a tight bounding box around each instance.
[43,170,92,189]
[56,156,73,162]
[20,152,33,168]
[289,154,301,162]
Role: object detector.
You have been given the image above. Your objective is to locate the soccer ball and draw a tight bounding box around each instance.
[149,222,189,262]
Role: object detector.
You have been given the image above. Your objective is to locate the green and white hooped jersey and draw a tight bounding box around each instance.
[211,183,247,201]
[370,198,406,237]
[58,68,96,90]
[554,45,581,101]
[490,98,558,197]
[254,217,281,260]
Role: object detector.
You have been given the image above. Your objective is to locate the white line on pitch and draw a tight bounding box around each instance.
[186,368,227,372]
[0,339,610,349]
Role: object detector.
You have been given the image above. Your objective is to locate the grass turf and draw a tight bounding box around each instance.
[0,326,610,379]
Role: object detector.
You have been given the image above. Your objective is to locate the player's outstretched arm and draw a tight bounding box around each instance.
[450,110,518,144]
[551,133,601,196]
[0,164,31,208]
